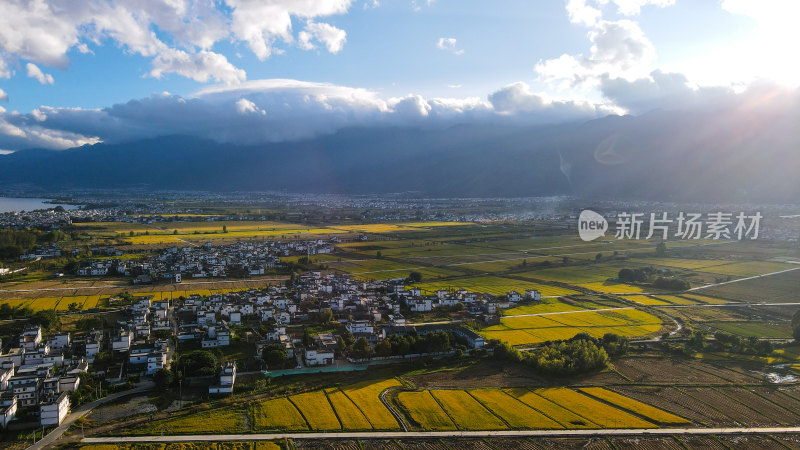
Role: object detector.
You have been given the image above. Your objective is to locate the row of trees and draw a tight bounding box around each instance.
[493,333,628,376]
[0,229,67,259]
[618,267,689,290]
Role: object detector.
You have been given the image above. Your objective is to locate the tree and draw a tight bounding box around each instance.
[595,253,602,262]
[656,242,667,256]
[153,368,173,390]
[350,337,373,359]
[792,309,800,341]
[407,271,422,283]
[31,310,58,330]
[318,308,333,324]
[262,344,288,368]
[376,250,382,259]
[178,350,218,377]
[222,225,228,233]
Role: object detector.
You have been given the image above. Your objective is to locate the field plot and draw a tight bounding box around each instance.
[429,390,508,430]
[679,293,729,304]
[629,257,733,270]
[481,308,662,346]
[652,295,698,305]
[329,258,461,281]
[516,263,632,284]
[706,321,792,338]
[699,261,794,277]
[289,391,341,430]
[681,387,768,426]
[503,299,584,315]
[613,358,759,384]
[325,388,372,430]
[396,391,457,430]
[469,389,561,429]
[409,276,578,297]
[700,268,800,303]
[622,295,671,306]
[507,388,597,428]
[133,407,249,435]
[253,397,308,431]
[578,387,689,424]
[719,387,800,424]
[535,388,654,428]
[578,281,647,294]
[341,379,402,430]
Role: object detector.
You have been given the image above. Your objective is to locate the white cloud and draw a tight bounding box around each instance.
[299,22,347,53]
[0,0,357,85]
[537,19,655,88]
[0,88,7,102]
[0,78,625,150]
[566,0,603,26]
[567,0,674,25]
[599,70,733,113]
[489,81,622,119]
[235,98,266,115]
[436,37,464,55]
[225,0,353,60]
[26,63,54,85]
[150,49,246,84]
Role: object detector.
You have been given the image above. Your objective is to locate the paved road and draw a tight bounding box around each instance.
[82,427,800,443]
[28,381,155,450]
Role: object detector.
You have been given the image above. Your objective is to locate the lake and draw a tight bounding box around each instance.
[0,197,80,213]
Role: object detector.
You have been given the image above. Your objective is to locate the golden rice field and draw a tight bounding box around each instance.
[340,379,402,430]
[578,281,648,294]
[429,390,508,430]
[289,391,341,430]
[397,387,683,431]
[409,276,578,297]
[396,390,457,430]
[580,387,689,425]
[622,295,671,306]
[481,308,663,346]
[680,293,729,304]
[652,295,698,305]
[469,389,561,429]
[507,388,597,428]
[535,388,655,428]
[325,388,373,430]
[135,407,249,434]
[253,397,309,431]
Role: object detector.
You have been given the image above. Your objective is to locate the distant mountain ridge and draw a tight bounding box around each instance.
[1,110,797,202]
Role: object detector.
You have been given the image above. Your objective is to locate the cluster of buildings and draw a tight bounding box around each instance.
[76,240,335,282]
[172,272,541,373]
[0,325,89,429]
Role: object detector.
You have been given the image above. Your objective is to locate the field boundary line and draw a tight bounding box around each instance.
[82,426,800,442]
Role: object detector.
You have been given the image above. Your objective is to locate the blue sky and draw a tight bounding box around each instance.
[0,0,795,151]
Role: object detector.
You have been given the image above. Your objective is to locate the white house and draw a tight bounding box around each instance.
[208,362,236,394]
[40,392,69,426]
[0,392,17,429]
[305,348,334,366]
[526,289,542,301]
[147,352,167,375]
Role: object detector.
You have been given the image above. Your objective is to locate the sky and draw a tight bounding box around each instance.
[0,0,797,152]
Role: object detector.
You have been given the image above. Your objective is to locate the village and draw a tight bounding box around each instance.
[72,239,335,282]
[0,265,542,433]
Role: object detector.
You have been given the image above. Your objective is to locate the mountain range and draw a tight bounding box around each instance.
[1,109,797,202]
